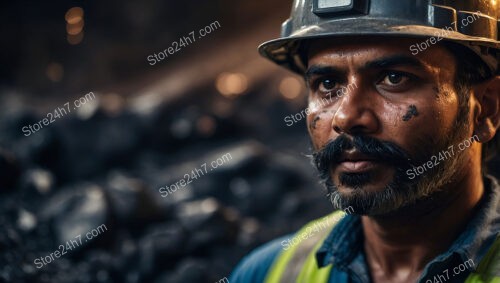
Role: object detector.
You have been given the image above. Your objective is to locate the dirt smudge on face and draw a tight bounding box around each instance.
[310,116,321,130]
[402,105,419,121]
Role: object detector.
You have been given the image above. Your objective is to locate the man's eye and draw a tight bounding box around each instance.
[318,78,338,93]
[380,72,410,86]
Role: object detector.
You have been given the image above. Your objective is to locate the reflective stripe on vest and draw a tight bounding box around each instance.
[264,211,344,283]
[265,212,500,283]
[465,234,500,283]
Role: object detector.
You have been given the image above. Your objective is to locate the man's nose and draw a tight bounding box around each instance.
[331,84,380,135]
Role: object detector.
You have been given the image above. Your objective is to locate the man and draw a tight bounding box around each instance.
[230,1,500,282]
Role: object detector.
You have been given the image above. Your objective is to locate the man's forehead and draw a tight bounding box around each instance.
[306,36,451,65]
[306,37,456,74]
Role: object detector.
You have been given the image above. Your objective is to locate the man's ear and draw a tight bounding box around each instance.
[473,76,500,143]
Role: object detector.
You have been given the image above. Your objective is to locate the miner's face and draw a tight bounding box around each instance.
[306,37,473,215]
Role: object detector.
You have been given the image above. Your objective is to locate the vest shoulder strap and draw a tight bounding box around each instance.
[465,233,500,283]
[264,211,346,283]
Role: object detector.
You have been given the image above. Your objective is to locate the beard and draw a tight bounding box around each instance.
[310,114,470,216]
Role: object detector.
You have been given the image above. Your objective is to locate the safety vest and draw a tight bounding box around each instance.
[264,211,500,283]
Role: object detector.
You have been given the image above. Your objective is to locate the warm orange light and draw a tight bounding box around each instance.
[279,77,303,99]
[66,20,84,35]
[101,93,125,115]
[67,31,84,45]
[196,115,217,137]
[65,7,84,24]
[215,72,248,98]
[46,62,64,82]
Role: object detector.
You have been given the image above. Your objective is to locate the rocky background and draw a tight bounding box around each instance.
[1,1,499,283]
[0,94,334,283]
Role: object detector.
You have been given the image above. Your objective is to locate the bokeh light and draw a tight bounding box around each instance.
[215,72,248,98]
[196,115,217,137]
[65,7,84,45]
[65,7,84,24]
[67,31,84,45]
[279,76,303,99]
[66,20,84,35]
[46,62,64,82]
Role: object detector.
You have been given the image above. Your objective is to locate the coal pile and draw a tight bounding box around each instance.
[0,94,331,283]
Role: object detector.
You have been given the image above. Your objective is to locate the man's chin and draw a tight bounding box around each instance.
[336,183,390,195]
[334,164,399,188]
[328,180,407,216]
[334,170,396,193]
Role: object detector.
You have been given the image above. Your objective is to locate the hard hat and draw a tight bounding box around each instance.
[258,0,500,74]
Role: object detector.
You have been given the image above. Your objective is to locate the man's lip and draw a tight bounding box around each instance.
[338,151,377,163]
[337,160,378,173]
[335,151,380,173]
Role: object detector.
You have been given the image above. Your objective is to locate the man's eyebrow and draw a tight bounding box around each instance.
[363,55,426,70]
[305,55,426,81]
[304,65,345,81]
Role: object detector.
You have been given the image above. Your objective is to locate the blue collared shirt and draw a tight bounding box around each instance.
[230,176,500,283]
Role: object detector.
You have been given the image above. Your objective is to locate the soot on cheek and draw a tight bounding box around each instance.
[402,105,419,122]
[310,116,321,130]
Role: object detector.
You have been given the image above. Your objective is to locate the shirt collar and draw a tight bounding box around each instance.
[316,211,363,268]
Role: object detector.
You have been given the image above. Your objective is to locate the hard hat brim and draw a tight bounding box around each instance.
[258,18,500,74]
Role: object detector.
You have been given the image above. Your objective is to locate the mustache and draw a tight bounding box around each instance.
[312,135,413,176]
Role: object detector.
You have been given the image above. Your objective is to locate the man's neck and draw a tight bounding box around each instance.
[362,166,484,283]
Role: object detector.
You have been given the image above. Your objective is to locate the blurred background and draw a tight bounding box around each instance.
[0,1,336,282]
[0,1,498,283]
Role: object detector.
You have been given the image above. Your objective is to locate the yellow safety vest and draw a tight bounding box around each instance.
[264,211,500,283]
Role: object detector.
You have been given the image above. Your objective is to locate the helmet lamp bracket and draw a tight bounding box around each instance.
[313,0,369,17]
